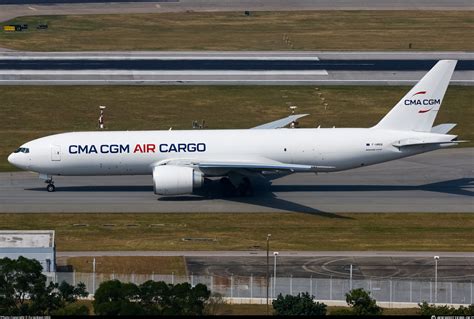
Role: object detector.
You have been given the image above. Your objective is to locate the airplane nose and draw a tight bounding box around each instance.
[8,153,17,166]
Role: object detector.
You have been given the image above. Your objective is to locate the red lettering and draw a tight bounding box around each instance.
[146,144,156,153]
[133,144,143,153]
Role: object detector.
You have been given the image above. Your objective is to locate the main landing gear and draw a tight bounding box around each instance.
[219,176,253,197]
[45,178,55,192]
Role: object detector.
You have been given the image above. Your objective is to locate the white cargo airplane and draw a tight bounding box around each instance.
[8,60,462,195]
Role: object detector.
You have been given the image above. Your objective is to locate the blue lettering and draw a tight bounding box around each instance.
[157,143,206,153]
[120,144,129,153]
[78,145,88,153]
[168,144,177,152]
[109,144,119,153]
[197,143,206,152]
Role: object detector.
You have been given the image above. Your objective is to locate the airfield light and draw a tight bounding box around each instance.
[273,252,279,297]
[434,256,439,303]
[266,234,271,314]
[86,258,99,293]
[99,106,106,129]
[289,105,297,114]
[349,264,353,291]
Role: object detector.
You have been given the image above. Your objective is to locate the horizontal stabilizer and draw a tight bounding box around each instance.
[431,123,457,134]
[252,114,309,129]
[392,137,465,149]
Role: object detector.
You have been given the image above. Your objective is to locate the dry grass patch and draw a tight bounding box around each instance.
[0,213,472,252]
[0,11,472,51]
[58,256,186,275]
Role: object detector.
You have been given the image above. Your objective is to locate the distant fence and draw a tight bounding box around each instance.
[49,272,474,306]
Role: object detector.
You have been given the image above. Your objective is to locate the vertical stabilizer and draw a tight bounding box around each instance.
[374,60,457,132]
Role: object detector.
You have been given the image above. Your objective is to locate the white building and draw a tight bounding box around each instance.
[0,230,56,273]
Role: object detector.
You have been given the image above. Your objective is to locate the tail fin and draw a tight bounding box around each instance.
[374,60,457,132]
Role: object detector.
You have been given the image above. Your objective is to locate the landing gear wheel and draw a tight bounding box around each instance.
[46,184,55,192]
[237,177,253,197]
[219,177,236,197]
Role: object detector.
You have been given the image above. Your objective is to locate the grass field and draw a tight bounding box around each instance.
[0,11,472,51]
[58,256,186,275]
[0,213,472,252]
[1,85,472,172]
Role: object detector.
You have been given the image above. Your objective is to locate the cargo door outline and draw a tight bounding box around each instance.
[51,145,61,161]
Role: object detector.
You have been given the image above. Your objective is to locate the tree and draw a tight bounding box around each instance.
[93,280,211,316]
[138,280,170,314]
[165,282,211,315]
[0,256,46,315]
[93,280,143,315]
[272,292,327,316]
[345,288,382,315]
[0,256,88,315]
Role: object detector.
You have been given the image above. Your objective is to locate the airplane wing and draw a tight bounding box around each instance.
[251,114,309,129]
[154,158,334,173]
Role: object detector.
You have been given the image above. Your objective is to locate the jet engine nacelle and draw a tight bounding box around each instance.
[153,165,204,195]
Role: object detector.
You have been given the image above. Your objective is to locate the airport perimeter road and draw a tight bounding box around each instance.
[1,0,472,23]
[0,148,472,213]
[57,251,474,281]
[1,51,473,85]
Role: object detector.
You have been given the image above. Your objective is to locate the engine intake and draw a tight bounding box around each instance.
[153,165,203,195]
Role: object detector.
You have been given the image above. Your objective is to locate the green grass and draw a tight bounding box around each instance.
[0,11,472,51]
[0,213,472,252]
[0,85,472,172]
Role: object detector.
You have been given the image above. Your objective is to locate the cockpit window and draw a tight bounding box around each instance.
[14,147,29,153]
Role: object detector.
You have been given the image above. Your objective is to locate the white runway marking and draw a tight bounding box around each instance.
[0,70,329,75]
[0,56,320,61]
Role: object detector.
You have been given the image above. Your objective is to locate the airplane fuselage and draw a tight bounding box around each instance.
[9,128,450,176]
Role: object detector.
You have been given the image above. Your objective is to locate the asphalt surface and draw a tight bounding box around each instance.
[1,59,473,71]
[1,147,472,213]
[57,251,474,281]
[185,256,474,281]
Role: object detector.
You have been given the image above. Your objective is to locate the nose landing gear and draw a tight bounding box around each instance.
[45,178,55,192]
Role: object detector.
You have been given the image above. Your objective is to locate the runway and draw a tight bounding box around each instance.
[1,51,473,85]
[2,59,473,71]
[0,147,472,213]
